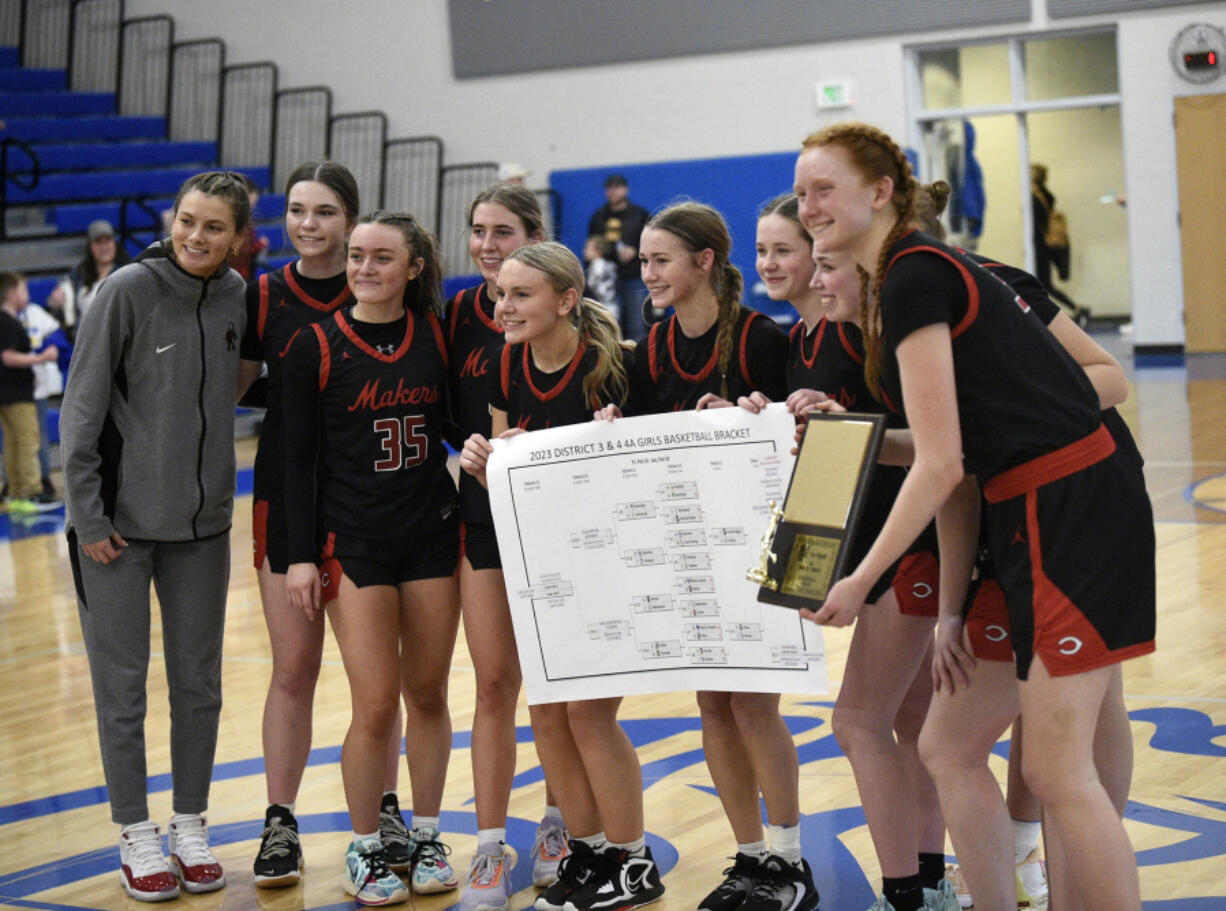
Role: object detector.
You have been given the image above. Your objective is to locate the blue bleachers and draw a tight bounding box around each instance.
[9,140,218,174]
[7,165,271,205]
[0,90,115,117]
[1,68,66,91]
[3,114,167,142]
[0,47,18,67]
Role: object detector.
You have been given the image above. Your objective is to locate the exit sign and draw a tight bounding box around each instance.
[816,79,855,110]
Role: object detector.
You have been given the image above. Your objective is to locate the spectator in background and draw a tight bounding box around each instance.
[228,174,269,280]
[498,162,530,186]
[587,174,650,340]
[1,271,61,511]
[583,235,619,319]
[1030,164,1088,325]
[22,294,71,498]
[47,220,131,335]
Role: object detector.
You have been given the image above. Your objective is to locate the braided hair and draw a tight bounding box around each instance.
[800,123,916,398]
[503,242,631,409]
[357,211,444,316]
[644,202,743,400]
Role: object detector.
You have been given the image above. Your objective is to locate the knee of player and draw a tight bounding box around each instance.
[695,690,735,726]
[404,682,451,717]
[269,656,323,698]
[830,703,890,754]
[529,701,570,738]
[474,671,521,713]
[1018,749,1092,807]
[726,692,781,733]
[352,689,401,735]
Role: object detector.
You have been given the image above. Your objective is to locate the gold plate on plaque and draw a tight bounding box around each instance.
[780,533,839,600]
[750,411,887,610]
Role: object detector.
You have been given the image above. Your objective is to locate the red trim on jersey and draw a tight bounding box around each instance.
[334,308,414,362]
[257,273,270,342]
[886,245,981,340]
[794,319,828,370]
[523,341,588,402]
[983,424,1114,504]
[471,284,502,333]
[311,323,331,391]
[252,498,269,571]
[426,310,449,369]
[448,286,477,346]
[500,344,513,401]
[647,322,663,383]
[836,323,863,363]
[666,315,719,383]
[738,311,761,388]
[279,327,302,360]
[284,262,351,312]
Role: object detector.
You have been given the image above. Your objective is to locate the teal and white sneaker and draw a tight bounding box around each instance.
[344,837,408,906]
[532,818,569,887]
[924,878,961,911]
[409,825,458,894]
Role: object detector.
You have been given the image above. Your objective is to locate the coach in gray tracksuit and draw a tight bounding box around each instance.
[61,239,245,826]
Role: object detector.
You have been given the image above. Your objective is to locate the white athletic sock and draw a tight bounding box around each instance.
[283,802,296,816]
[477,827,507,851]
[543,805,563,823]
[576,832,608,851]
[353,829,379,844]
[767,823,802,866]
[608,835,645,857]
[413,815,440,833]
[1012,818,1042,865]
[737,839,769,860]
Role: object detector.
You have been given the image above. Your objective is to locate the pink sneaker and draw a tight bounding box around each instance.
[119,821,180,902]
[168,813,226,893]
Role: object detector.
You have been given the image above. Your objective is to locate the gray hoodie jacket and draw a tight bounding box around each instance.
[61,243,246,544]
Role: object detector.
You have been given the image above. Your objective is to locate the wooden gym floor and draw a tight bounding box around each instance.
[1,340,1224,910]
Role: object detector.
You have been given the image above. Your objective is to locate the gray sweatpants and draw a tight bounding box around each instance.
[71,531,230,826]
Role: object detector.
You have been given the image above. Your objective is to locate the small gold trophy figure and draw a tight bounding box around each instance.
[746,500,784,591]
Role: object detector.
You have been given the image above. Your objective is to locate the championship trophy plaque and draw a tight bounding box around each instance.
[748,412,886,610]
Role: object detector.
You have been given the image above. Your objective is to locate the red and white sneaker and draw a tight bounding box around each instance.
[119,821,180,902]
[168,813,226,893]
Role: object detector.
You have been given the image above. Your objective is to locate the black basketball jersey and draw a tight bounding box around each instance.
[281,306,456,563]
[636,309,788,413]
[973,252,1142,475]
[446,283,503,524]
[492,341,638,430]
[241,263,352,503]
[879,231,1100,480]
[787,317,870,411]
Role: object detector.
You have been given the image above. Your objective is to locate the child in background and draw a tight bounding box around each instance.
[582,235,618,322]
[23,295,70,500]
[1,272,60,511]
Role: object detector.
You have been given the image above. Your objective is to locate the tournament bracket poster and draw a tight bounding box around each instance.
[486,404,827,704]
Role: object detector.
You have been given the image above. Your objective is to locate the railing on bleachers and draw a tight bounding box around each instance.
[0,0,524,274]
[330,111,387,221]
[439,162,498,276]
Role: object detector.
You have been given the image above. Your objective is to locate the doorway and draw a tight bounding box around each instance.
[1174,92,1226,353]
[907,30,1129,319]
